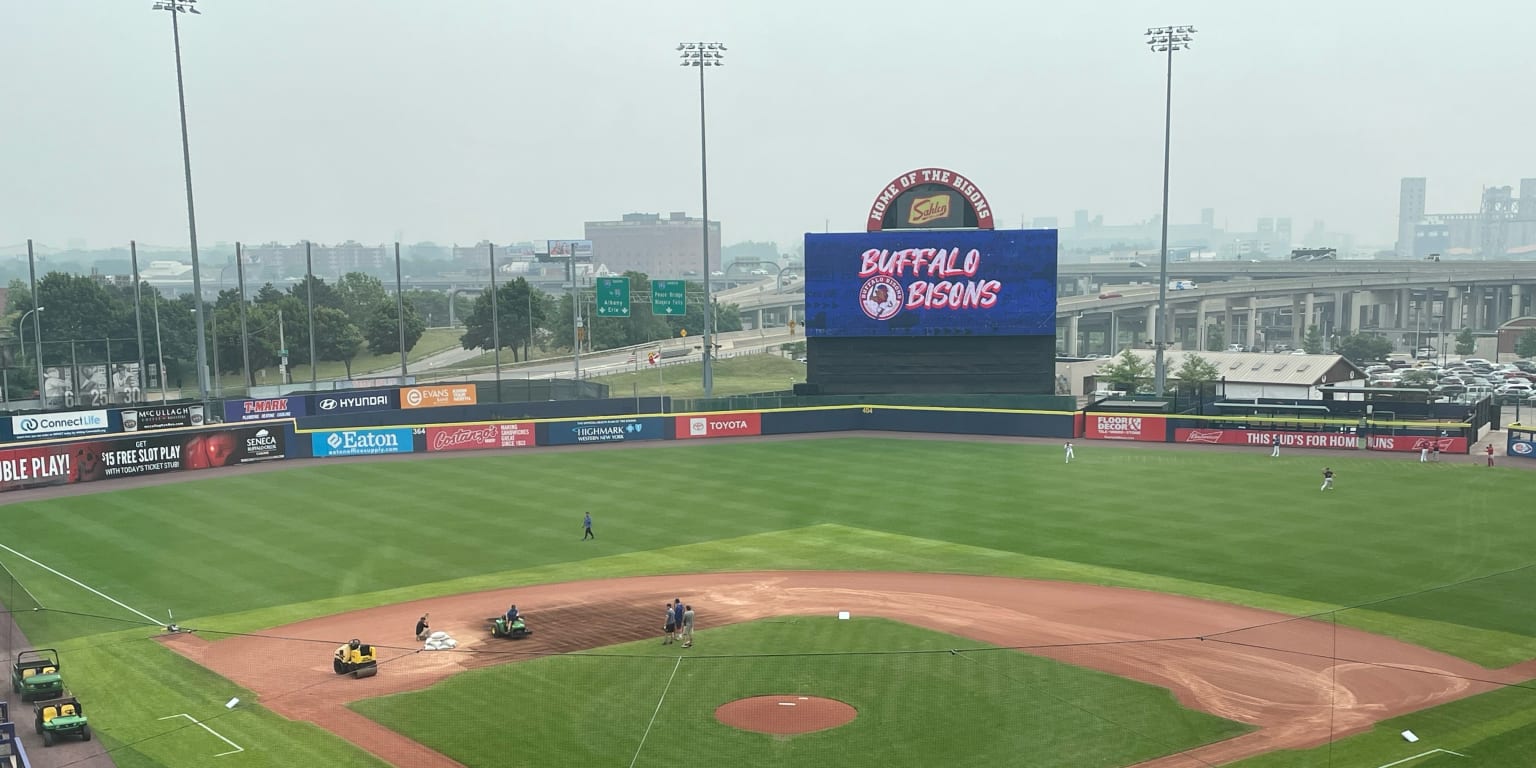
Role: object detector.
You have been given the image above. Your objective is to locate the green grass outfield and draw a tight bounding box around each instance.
[2,437,1535,766]
[353,617,1249,768]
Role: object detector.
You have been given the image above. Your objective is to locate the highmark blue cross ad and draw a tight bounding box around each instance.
[802,229,1058,338]
[546,417,665,446]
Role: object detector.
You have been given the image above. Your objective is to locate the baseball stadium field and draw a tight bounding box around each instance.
[2,435,1535,767]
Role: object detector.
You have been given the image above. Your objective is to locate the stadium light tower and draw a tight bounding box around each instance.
[153,0,210,404]
[1146,25,1196,397]
[678,41,725,398]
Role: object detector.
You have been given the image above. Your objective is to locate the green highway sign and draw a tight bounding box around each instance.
[651,279,687,316]
[595,276,631,317]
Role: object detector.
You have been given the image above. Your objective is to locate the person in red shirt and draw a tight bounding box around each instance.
[1485,443,1495,467]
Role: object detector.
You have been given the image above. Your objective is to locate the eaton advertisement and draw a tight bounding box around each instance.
[313,389,400,416]
[311,428,417,457]
[545,417,664,446]
[802,229,1057,337]
[225,397,308,423]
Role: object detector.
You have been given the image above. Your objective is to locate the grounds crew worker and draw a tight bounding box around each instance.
[334,639,361,674]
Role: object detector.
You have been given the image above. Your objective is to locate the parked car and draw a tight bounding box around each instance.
[1513,360,1536,373]
[1465,358,1492,367]
[1227,344,1246,352]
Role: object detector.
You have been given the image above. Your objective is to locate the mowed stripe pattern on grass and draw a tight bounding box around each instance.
[354,617,1249,768]
[2,438,1534,652]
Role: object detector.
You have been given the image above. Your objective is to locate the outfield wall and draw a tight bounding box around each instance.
[0,398,1477,495]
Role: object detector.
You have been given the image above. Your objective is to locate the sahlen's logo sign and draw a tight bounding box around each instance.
[11,410,110,439]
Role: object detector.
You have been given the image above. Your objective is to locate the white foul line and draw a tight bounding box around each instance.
[627,657,683,768]
[0,542,162,625]
[158,714,244,757]
[1376,748,1468,768]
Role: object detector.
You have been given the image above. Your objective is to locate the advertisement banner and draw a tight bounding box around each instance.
[1363,434,1468,454]
[544,417,664,446]
[1177,428,1356,450]
[1509,439,1536,459]
[546,239,593,260]
[224,397,309,423]
[674,412,762,440]
[311,428,417,457]
[232,426,289,463]
[425,423,534,452]
[802,229,1057,338]
[10,410,110,440]
[122,404,206,432]
[313,389,400,416]
[1173,428,1465,453]
[1086,414,1165,442]
[0,426,286,492]
[401,385,478,410]
[0,445,77,491]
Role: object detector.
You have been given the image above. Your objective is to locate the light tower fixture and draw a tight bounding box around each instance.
[677,41,726,398]
[1145,25,1196,397]
[153,0,211,404]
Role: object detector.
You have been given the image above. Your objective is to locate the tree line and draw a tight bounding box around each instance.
[458,270,742,363]
[3,269,742,395]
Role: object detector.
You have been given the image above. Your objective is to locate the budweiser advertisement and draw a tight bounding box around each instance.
[425,423,534,452]
[1363,434,1468,453]
[1176,428,1468,454]
[674,412,763,440]
[1085,414,1164,442]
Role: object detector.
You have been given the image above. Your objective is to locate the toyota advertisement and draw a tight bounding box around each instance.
[425,422,534,452]
[10,410,110,440]
[544,417,665,446]
[1085,414,1166,442]
[311,428,419,457]
[802,229,1057,338]
[225,397,308,423]
[0,426,289,492]
[313,389,400,416]
[674,413,762,440]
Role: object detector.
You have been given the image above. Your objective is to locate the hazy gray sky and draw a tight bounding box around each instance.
[3,0,1531,252]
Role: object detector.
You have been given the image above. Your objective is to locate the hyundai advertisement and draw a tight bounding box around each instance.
[802,229,1057,337]
[313,389,400,416]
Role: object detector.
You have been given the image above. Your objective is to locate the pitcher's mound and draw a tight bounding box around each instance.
[714,695,857,735]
